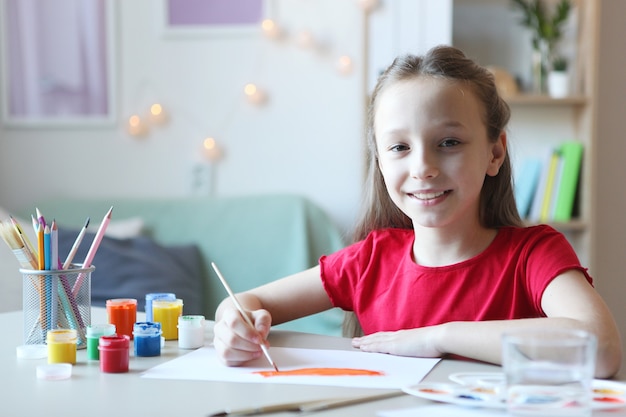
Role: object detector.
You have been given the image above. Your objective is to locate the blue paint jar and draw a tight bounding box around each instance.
[145,293,176,322]
[133,322,162,357]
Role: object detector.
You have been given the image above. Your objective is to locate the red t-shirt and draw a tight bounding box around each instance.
[320,225,592,335]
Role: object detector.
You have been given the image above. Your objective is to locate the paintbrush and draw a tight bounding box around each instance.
[211,262,279,372]
[207,390,404,416]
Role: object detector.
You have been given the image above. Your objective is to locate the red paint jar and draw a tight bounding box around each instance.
[98,335,130,373]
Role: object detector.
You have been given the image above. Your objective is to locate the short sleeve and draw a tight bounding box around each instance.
[522,226,593,312]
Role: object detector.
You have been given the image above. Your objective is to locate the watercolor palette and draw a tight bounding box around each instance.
[403,372,626,410]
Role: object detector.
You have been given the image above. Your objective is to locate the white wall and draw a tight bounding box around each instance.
[593,0,626,378]
[0,0,366,235]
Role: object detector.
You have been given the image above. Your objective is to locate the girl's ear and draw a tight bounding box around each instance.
[486,131,507,177]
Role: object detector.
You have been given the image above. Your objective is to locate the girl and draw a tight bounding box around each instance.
[214,45,622,378]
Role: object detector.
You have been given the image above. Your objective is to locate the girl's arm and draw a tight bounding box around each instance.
[353,269,622,378]
[213,265,333,366]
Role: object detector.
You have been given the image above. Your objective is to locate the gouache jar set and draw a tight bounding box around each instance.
[178,315,205,349]
[86,323,116,361]
[98,334,130,373]
[152,298,183,340]
[133,322,162,357]
[105,298,137,340]
[47,329,78,364]
[144,293,176,322]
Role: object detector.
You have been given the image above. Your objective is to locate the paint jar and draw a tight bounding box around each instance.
[99,334,130,373]
[178,315,205,349]
[133,322,162,357]
[47,329,77,364]
[145,293,176,322]
[106,298,137,340]
[86,323,116,360]
[152,298,183,340]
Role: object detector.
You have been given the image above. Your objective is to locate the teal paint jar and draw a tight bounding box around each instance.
[86,323,116,361]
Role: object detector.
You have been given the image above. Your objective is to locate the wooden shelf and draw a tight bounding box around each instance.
[524,219,587,233]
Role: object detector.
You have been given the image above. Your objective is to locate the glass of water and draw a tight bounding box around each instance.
[502,328,597,417]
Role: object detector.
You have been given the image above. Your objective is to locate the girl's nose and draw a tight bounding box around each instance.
[410,150,439,180]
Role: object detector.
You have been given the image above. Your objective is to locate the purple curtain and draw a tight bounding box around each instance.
[6,0,109,118]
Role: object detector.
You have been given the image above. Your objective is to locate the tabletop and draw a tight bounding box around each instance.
[3,308,625,417]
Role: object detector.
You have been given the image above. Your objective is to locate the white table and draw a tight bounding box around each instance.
[3,309,624,417]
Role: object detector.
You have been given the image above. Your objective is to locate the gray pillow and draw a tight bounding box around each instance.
[56,229,205,315]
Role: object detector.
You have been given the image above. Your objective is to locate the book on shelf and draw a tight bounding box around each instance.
[514,157,542,219]
[519,141,583,224]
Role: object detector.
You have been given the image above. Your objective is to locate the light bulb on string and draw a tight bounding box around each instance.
[148,102,168,125]
[296,30,316,49]
[244,83,267,106]
[261,19,282,40]
[356,0,379,13]
[337,55,354,75]
[202,137,222,162]
[127,114,148,137]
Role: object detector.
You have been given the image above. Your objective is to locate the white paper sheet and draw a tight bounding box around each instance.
[141,346,441,389]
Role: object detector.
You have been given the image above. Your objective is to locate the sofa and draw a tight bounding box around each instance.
[1,194,347,336]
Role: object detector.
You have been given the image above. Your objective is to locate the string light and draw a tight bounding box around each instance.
[244,83,267,105]
[356,0,379,13]
[127,114,148,137]
[295,30,316,49]
[261,19,281,39]
[202,137,222,161]
[337,55,354,75]
[149,103,168,125]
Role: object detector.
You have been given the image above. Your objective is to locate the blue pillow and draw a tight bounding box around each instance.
[56,229,206,315]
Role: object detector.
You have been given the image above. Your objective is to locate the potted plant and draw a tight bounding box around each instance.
[547,55,569,98]
[510,0,572,94]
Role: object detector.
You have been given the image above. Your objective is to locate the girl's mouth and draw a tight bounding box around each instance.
[410,190,451,201]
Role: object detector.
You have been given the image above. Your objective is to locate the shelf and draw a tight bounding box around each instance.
[503,94,588,106]
[524,219,587,233]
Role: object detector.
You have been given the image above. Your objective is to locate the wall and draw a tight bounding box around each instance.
[0,0,366,235]
[593,0,626,378]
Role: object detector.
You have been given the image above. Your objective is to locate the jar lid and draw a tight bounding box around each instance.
[106,298,137,306]
[47,329,78,343]
[86,323,116,337]
[16,344,47,359]
[133,321,162,336]
[37,363,72,380]
[145,293,176,301]
[178,315,205,327]
[98,334,130,349]
[152,298,183,307]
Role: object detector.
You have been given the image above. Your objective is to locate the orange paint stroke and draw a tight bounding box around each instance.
[252,367,384,377]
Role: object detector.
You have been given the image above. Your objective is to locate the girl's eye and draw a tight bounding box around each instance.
[440,138,460,148]
[389,144,410,152]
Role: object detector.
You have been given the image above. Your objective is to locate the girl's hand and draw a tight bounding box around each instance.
[213,307,272,367]
[351,327,444,358]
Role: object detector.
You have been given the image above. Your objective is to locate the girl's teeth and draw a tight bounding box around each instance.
[414,191,445,200]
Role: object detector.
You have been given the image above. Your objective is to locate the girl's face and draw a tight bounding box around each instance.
[374,76,505,230]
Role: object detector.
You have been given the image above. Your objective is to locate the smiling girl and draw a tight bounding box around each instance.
[214,45,621,378]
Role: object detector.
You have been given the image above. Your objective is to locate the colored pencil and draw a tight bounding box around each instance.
[71,207,113,296]
[62,217,90,270]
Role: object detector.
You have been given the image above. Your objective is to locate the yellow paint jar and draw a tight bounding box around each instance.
[47,329,77,364]
[152,299,183,340]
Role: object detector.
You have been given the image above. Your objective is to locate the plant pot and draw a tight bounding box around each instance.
[547,71,569,98]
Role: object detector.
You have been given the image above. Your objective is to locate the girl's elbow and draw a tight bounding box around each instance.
[595,338,622,379]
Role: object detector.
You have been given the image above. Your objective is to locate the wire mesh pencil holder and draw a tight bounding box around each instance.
[20,265,94,348]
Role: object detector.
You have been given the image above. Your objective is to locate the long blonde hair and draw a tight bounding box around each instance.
[343,45,522,337]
